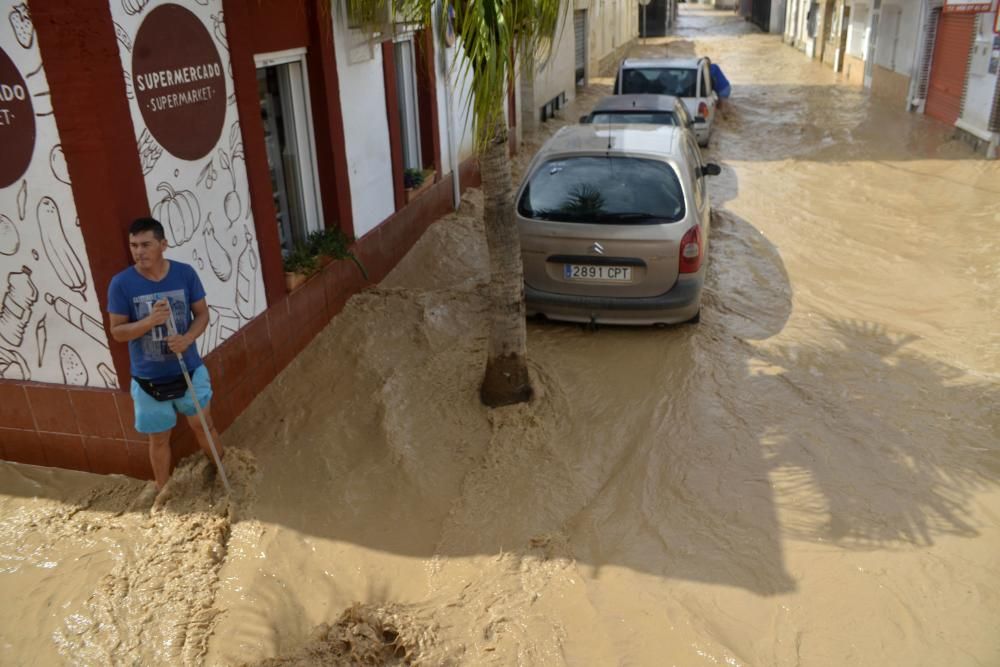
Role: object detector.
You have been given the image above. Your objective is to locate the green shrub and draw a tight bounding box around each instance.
[282,243,319,275]
[403,168,425,189]
[305,228,369,281]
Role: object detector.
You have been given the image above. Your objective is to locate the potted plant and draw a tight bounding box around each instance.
[283,243,318,292]
[306,230,333,268]
[404,167,434,202]
[315,227,369,281]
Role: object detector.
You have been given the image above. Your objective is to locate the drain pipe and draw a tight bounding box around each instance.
[438,0,461,210]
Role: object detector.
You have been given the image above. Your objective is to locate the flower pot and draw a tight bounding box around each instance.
[405,177,433,203]
[285,271,308,292]
[317,254,333,268]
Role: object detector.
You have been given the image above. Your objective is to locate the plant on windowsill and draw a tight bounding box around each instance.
[308,227,370,281]
[404,167,435,203]
[283,244,319,293]
[306,230,334,268]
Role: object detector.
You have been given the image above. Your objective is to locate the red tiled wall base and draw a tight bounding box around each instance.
[0,162,479,478]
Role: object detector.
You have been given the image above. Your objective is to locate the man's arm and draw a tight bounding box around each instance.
[166,298,208,354]
[109,299,171,342]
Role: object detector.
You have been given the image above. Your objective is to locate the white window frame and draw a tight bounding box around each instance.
[253,48,325,238]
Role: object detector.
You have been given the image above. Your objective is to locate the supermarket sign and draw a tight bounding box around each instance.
[943,0,995,13]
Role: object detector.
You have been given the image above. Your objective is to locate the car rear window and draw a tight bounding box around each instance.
[518,156,686,224]
[586,111,679,126]
[620,67,697,97]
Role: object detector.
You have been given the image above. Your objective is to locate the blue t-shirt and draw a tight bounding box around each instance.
[107,261,206,379]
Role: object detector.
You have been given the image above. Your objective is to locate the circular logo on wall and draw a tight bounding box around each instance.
[132,3,226,161]
[0,46,35,189]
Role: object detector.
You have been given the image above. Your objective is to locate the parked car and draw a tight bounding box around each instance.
[579,94,695,132]
[614,57,719,146]
[515,124,721,326]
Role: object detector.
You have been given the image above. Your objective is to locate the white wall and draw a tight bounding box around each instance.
[443,43,476,164]
[892,1,920,75]
[874,2,919,75]
[847,3,868,58]
[958,12,1000,138]
[0,0,116,387]
[532,1,576,111]
[875,5,901,69]
[332,19,395,238]
[770,0,787,34]
[589,0,638,75]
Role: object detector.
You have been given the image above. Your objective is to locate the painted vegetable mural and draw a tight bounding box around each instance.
[0,214,19,255]
[0,0,115,387]
[203,215,233,282]
[109,0,267,356]
[153,182,202,247]
[37,197,89,300]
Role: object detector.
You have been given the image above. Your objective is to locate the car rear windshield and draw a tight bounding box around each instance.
[586,111,679,126]
[620,67,697,97]
[518,156,686,224]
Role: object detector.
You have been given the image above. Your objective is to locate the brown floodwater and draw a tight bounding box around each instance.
[2,6,998,665]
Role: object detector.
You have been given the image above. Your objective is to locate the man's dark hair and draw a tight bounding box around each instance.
[129,217,165,240]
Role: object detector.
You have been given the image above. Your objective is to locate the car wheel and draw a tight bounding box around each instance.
[686,309,701,324]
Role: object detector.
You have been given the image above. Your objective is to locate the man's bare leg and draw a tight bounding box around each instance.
[186,403,223,472]
[148,430,173,490]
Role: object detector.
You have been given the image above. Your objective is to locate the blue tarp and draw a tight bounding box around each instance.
[710,63,731,99]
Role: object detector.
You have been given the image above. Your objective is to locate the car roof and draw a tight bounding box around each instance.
[591,94,681,113]
[540,124,685,159]
[621,57,702,70]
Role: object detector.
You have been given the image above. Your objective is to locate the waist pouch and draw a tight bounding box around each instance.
[134,375,189,402]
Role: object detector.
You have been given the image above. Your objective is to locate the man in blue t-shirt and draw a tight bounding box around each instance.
[108,217,222,492]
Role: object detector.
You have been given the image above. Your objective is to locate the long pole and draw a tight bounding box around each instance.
[165,309,231,494]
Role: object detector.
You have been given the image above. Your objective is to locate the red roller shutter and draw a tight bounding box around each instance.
[925,12,975,125]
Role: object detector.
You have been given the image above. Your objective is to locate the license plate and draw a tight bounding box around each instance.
[563,264,632,282]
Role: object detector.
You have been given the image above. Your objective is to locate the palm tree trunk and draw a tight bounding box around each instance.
[479,116,533,407]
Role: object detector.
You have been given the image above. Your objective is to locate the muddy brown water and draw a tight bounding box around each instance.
[2,6,998,665]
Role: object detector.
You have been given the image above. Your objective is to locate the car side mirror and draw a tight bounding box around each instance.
[701,163,721,177]
[579,115,589,123]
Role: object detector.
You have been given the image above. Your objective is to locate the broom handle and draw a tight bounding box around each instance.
[164,302,231,493]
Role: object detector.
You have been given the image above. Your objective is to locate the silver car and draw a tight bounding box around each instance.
[516,125,720,326]
[614,57,719,147]
[579,94,696,133]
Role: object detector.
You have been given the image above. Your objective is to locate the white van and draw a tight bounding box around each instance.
[614,57,718,147]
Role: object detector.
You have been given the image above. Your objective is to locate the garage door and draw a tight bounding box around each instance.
[574,10,586,86]
[925,12,975,125]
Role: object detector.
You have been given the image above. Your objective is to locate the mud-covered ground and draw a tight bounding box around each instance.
[2,6,998,666]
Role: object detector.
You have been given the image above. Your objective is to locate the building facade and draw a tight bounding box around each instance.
[0,0,558,474]
[783,0,1000,157]
[521,0,641,130]
[741,0,786,32]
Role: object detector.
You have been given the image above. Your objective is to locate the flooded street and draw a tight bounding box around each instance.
[2,6,999,665]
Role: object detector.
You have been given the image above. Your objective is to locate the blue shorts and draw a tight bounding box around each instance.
[130,365,213,434]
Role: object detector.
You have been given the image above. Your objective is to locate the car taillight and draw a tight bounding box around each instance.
[679,225,703,273]
[698,101,709,118]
